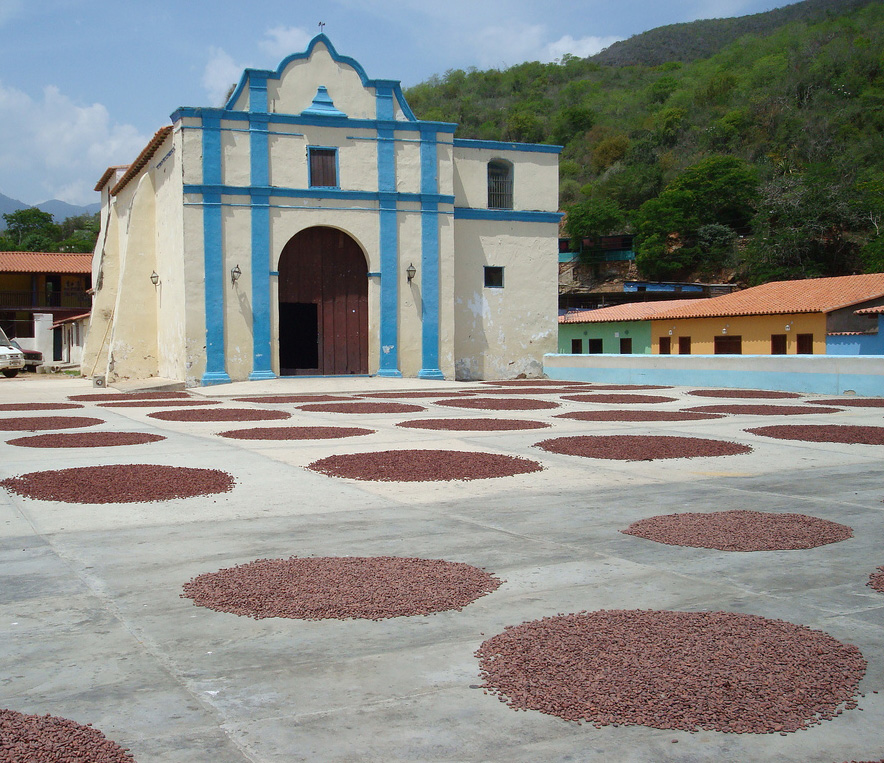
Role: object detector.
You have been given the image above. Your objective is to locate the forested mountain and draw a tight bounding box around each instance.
[404,0,884,284]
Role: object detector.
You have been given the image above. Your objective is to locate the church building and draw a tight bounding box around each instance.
[83,35,561,385]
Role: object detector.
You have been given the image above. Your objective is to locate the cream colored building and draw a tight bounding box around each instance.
[83,35,560,386]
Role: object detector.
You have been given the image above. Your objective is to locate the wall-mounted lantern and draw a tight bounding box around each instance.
[231,264,242,285]
[150,271,159,286]
[406,263,416,282]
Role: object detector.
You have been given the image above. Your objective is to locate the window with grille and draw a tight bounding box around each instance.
[797,333,814,354]
[487,160,513,210]
[678,336,691,355]
[659,336,671,354]
[484,266,504,288]
[771,334,787,354]
[309,147,338,188]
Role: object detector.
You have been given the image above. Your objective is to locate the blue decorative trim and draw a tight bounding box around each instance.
[302,86,347,118]
[376,83,394,121]
[377,106,400,376]
[454,208,564,223]
[183,183,454,206]
[249,73,268,113]
[453,138,563,154]
[200,185,230,385]
[367,271,381,277]
[249,196,274,380]
[418,131,443,379]
[269,271,279,276]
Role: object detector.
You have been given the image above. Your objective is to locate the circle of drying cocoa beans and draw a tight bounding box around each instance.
[396,418,550,431]
[231,394,353,403]
[68,391,191,401]
[686,404,841,415]
[556,410,725,422]
[584,384,673,390]
[309,449,543,482]
[182,556,503,620]
[536,434,752,460]
[621,510,853,551]
[478,387,573,395]
[0,402,83,411]
[0,708,135,762]
[147,408,290,422]
[0,416,103,431]
[6,432,166,449]
[298,401,425,414]
[562,393,678,404]
[482,379,580,386]
[687,389,802,399]
[357,391,476,399]
[746,424,884,445]
[97,399,220,408]
[217,426,374,440]
[434,397,559,410]
[867,566,884,594]
[809,398,884,408]
[0,464,235,504]
[475,609,866,732]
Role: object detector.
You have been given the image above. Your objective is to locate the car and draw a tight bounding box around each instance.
[0,327,26,378]
[10,340,43,372]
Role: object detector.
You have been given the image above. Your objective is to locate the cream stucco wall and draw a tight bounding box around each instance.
[453,219,559,380]
[452,147,559,211]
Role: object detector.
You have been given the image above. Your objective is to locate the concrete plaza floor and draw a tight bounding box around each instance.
[1,374,883,762]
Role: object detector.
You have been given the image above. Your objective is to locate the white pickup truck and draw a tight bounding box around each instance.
[0,327,26,378]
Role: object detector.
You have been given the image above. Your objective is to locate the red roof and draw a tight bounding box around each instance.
[0,251,92,274]
[110,126,173,196]
[560,299,706,324]
[52,312,91,328]
[94,165,129,192]
[653,274,884,320]
[855,305,884,315]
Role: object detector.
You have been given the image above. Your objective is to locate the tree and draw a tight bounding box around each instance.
[2,208,60,250]
[564,198,627,250]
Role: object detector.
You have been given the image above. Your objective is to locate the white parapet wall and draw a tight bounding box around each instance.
[544,353,884,396]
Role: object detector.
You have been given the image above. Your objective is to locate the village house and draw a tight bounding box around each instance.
[83,35,561,386]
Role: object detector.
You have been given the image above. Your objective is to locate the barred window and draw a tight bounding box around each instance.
[487,159,513,210]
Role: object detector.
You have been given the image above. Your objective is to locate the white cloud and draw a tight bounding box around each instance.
[546,34,622,61]
[202,46,248,107]
[259,26,312,61]
[0,80,148,206]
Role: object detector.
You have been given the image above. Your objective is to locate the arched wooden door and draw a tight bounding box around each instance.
[277,227,368,375]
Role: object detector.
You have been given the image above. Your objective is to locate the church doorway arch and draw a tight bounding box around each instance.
[277,226,368,375]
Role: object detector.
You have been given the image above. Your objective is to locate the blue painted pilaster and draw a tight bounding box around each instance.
[418,127,443,379]
[376,83,401,377]
[200,113,231,385]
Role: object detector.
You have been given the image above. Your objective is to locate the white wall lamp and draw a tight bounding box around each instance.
[406,262,416,282]
[150,271,159,287]
[785,322,792,331]
[231,264,242,285]
[722,323,729,335]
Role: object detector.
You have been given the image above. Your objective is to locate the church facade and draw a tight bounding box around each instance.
[83,36,561,385]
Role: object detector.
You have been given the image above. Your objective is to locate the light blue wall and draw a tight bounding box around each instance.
[827,317,884,355]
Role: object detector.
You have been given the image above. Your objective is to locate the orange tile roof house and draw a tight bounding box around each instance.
[646,274,884,356]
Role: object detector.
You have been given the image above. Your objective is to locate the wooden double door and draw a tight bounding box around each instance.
[277,227,368,375]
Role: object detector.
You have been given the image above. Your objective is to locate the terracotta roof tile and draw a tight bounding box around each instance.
[0,251,92,274]
[560,299,706,324]
[94,165,129,192]
[110,126,173,196]
[653,274,884,320]
[855,304,884,315]
[51,312,91,328]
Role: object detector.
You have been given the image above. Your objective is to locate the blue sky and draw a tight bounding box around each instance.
[0,0,797,207]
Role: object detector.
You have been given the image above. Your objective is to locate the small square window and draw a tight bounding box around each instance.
[484,266,504,288]
[309,147,338,188]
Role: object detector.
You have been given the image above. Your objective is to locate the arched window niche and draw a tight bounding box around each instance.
[487,159,513,210]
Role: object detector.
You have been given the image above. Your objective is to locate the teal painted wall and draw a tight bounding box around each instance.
[558,320,652,354]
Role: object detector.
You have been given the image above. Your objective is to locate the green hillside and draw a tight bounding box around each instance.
[404,0,884,283]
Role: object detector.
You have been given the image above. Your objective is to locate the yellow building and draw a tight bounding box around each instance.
[649,274,884,355]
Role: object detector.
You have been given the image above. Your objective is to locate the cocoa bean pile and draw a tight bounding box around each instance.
[810,398,884,408]
[746,425,884,445]
[6,432,166,449]
[68,392,190,401]
[578,384,673,390]
[478,387,575,395]
[687,389,802,399]
[182,556,503,620]
[231,395,353,403]
[309,449,543,481]
[396,418,550,431]
[0,464,235,504]
[868,566,884,594]
[621,510,853,551]
[97,399,219,408]
[217,426,374,440]
[536,434,752,460]
[147,408,290,422]
[434,397,559,410]
[483,379,583,386]
[0,709,135,762]
[0,403,83,411]
[687,404,841,415]
[298,402,425,414]
[562,394,678,404]
[475,609,866,733]
[0,416,102,431]
[556,410,724,422]
[357,391,476,399]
